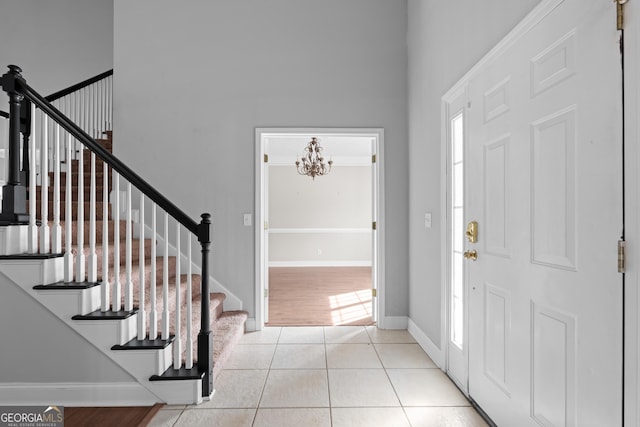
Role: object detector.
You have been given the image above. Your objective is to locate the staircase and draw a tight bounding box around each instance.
[0,66,248,405]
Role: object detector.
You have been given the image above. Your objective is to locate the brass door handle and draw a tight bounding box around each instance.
[463,250,477,261]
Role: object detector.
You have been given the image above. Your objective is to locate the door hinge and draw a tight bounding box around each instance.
[618,239,626,273]
[264,288,269,298]
[264,221,269,230]
[616,0,628,31]
[264,154,269,163]
[372,221,377,230]
[372,154,377,164]
[372,288,377,297]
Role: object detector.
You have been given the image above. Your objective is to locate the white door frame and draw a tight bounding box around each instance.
[625,2,639,426]
[254,128,385,331]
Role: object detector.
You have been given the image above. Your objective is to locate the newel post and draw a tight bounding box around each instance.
[19,99,31,188]
[197,213,213,397]
[0,65,29,224]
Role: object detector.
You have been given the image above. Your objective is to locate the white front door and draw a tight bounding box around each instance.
[465,0,623,425]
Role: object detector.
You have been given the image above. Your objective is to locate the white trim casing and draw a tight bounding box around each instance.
[381,316,408,330]
[0,383,159,407]
[625,2,639,426]
[408,318,445,369]
[269,261,372,268]
[255,128,385,331]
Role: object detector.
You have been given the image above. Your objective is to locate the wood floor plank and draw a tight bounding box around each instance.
[64,404,162,427]
[267,267,374,326]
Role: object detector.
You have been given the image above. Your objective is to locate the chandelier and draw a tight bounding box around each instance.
[295,137,333,179]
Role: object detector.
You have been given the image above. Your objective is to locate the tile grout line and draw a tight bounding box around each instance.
[323,327,334,426]
[247,326,281,426]
[371,339,414,426]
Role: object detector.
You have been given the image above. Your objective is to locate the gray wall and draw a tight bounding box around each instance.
[269,165,372,265]
[407,1,541,345]
[0,0,113,101]
[113,0,408,318]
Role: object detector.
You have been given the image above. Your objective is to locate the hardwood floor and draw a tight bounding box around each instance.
[267,266,374,326]
[64,404,162,427]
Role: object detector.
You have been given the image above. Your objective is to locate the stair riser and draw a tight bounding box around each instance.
[111,346,173,380]
[31,201,109,221]
[66,239,155,265]
[57,220,129,242]
[35,186,113,201]
[48,171,112,187]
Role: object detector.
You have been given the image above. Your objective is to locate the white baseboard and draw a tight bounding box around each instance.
[244,318,257,332]
[379,315,408,330]
[408,318,445,369]
[0,382,159,406]
[269,261,372,267]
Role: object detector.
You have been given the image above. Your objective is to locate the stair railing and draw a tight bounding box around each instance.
[0,65,214,397]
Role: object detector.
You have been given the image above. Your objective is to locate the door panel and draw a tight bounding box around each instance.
[466,0,622,425]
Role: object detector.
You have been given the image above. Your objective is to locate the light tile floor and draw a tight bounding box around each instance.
[148,326,489,427]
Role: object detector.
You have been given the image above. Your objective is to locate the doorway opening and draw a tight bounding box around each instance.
[255,128,384,330]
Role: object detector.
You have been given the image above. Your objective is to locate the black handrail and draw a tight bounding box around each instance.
[0,69,113,120]
[21,79,200,237]
[45,69,113,102]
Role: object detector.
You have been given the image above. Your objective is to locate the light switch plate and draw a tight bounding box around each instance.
[424,212,432,228]
[243,214,252,226]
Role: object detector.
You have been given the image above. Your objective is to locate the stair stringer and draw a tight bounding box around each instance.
[0,258,204,405]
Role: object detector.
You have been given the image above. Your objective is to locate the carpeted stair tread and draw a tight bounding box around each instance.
[212,310,249,380]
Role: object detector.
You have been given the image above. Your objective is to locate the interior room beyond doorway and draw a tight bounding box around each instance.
[259,131,379,327]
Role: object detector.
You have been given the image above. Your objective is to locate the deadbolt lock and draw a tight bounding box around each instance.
[466,221,478,243]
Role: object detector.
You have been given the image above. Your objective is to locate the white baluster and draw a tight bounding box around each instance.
[84,87,89,136]
[73,92,79,160]
[92,83,97,138]
[98,81,103,137]
[173,223,181,369]
[108,76,113,129]
[51,124,62,253]
[87,152,98,282]
[125,182,133,311]
[101,160,110,311]
[149,203,158,339]
[185,233,193,369]
[138,193,146,340]
[76,145,85,282]
[112,172,121,310]
[40,115,50,254]
[28,105,37,254]
[162,212,169,340]
[64,135,73,282]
